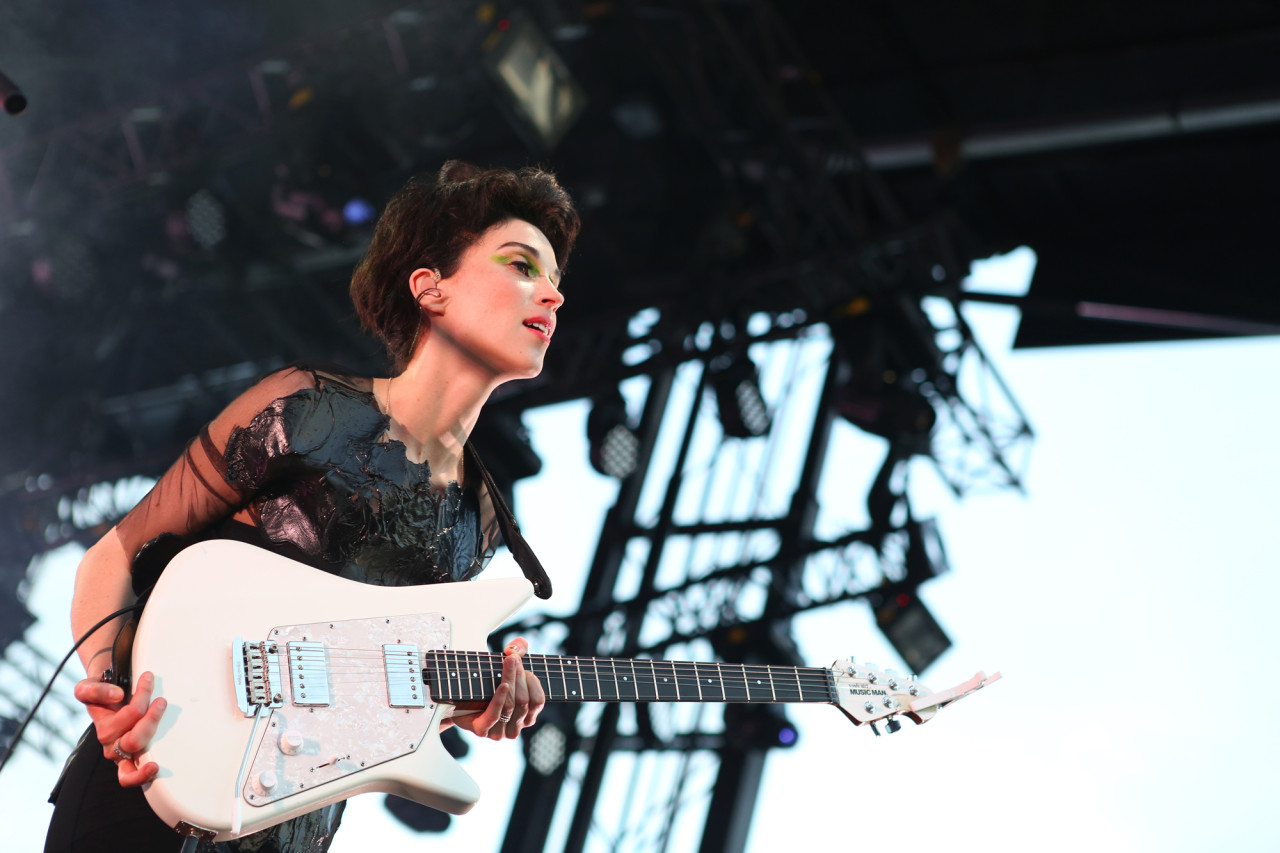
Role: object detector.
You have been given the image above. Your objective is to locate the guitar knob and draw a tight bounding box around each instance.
[280,730,305,755]
[257,770,278,791]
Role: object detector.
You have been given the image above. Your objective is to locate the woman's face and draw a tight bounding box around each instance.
[428,218,564,381]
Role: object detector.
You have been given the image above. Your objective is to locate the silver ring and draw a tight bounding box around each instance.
[112,740,133,762]
[499,713,513,723]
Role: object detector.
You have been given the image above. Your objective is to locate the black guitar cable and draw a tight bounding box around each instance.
[0,603,143,775]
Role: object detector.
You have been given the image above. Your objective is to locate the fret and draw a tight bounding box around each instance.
[690,662,725,701]
[527,655,552,700]
[631,660,658,701]
[722,663,749,702]
[468,651,484,701]
[450,652,465,701]
[742,666,772,702]
[771,666,802,702]
[608,660,628,702]
[590,657,603,701]
[567,658,585,700]
[673,663,699,699]
[487,653,501,701]
[653,660,680,701]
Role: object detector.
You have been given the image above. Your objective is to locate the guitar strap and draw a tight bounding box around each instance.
[465,441,553,599]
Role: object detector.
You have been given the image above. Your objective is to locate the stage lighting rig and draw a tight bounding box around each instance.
[870,584,952,675]
[587,390,640,479]
[482,14,586,150]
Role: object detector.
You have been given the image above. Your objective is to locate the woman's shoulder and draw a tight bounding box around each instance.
[207,362,379,447]
[293,361,376,397]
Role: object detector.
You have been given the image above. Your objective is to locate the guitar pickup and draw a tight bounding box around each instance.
[287,641,331,707]
[383,644,425,707]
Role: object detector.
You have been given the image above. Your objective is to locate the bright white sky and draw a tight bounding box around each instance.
[5,248,1278,852]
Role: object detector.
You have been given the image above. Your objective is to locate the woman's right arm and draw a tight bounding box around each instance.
[69,527,167,786]
[67,366,318,787]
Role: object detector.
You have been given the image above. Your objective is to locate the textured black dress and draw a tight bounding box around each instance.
[45,366,550,853]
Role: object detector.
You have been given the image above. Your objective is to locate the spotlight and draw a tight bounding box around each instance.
[871,585,952,675]
[484,15,587,150]
[708,354,771,438]
[527,721,567,775]
[587,391,639,479]
[185,190,227,249]
[836,372,936,445]
[342,197,377,227]
[0,68,26,115]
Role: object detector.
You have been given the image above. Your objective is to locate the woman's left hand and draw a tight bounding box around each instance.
[451,637,545,741]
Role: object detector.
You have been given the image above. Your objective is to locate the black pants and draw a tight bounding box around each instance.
[45,727,343,853]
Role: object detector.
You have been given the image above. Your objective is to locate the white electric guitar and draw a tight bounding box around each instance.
[129,540,1000,842]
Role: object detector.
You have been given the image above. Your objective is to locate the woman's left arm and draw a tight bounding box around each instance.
[448,637,545,741]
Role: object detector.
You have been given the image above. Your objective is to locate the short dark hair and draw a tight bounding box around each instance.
[350,161,581,371]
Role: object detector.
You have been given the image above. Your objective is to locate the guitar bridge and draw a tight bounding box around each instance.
[232,637,284,716]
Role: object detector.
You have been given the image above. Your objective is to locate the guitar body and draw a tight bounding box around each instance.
[131,539,533,841]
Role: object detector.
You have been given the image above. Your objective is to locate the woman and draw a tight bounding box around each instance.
[45,160,579,852]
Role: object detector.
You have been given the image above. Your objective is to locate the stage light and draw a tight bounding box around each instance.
[708,354,771,438]
[342,197,376,226]
[528,721,567,775]
[185,190,227,249]
[871,585,951,675]
[836,371,936,445]
[587,391,639,479]
[483,15,586,150]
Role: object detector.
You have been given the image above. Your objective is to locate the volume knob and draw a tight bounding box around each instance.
[280,730,305,755]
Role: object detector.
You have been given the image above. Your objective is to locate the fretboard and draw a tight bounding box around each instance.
[425,652,835,705]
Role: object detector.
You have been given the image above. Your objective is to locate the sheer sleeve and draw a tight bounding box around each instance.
[114,367,319,565]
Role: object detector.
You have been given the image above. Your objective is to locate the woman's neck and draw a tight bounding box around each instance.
[382,344,498,479]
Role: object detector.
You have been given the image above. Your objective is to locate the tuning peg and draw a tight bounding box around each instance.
[885,718,902,734]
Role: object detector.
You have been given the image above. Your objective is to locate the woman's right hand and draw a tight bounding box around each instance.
[74,670,166,787]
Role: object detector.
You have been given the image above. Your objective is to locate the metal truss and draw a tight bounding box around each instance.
[0,639,84,762]
[498,319,1006,852]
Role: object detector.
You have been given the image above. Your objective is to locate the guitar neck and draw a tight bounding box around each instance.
[425,651,836,705]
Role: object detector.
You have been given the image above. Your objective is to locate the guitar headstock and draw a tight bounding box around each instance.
[829,659,1001,732]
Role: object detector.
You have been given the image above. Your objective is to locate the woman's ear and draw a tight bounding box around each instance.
[409,267,446,313]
